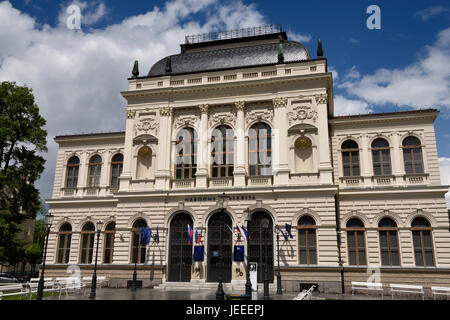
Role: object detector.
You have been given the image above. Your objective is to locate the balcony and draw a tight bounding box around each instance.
[371,175,395,186]
[84,187,100,197]
[61,188,77,197]
[208,177,233,188]
[404,173,429,185]
[171,179,196,189]
[339,176,363,187]
[247,175,273,187]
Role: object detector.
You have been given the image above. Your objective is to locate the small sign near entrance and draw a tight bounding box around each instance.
[249,262,257,291]
[212,250,219,257]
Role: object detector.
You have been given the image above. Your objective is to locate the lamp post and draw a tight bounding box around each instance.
[216,192,230,300]
[131,237,139,291]
[261,218,270,299]
[36,213,54,300]
[89,220,103,300]
[275,225,282,295]
[244,208,252,298]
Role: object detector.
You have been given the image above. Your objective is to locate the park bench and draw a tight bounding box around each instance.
[351,282,384,299]
[431,286,450,300]
[0,284,27,300]
[389,284,424,300]
[55,277,84,298]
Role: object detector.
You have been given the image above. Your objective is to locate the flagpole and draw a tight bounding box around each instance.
[276,225,282,295]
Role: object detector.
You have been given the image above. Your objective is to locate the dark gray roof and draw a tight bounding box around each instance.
[148,41,310,77]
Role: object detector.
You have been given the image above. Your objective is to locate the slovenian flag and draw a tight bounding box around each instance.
[195,227,200,245]
[187,224,193,245]
[227,224,235,235]
[239,225,251,241]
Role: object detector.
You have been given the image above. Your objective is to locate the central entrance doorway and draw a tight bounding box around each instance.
[207,211,232,282]
[168,212,193,282]
[247,211,274,283]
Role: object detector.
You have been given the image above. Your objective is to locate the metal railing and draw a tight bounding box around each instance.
[185,24,282,44]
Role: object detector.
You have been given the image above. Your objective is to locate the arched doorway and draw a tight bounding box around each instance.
[168,212,193,282]
[247,211,274,283]
[207,211,232,283]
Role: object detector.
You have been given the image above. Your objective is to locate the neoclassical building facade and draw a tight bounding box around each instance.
[45,26,450,294]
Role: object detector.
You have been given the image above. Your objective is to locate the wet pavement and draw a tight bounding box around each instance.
[42,287,390,300]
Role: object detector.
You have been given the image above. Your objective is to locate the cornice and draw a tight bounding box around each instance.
[121,72,333,99]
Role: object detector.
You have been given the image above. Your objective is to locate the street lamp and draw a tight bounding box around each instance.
[36,213,54,300]
[261,218,270,299]
[216,192,230,300]
[244,208,252,298]
[89,220,103,300]
[275,225,282,295]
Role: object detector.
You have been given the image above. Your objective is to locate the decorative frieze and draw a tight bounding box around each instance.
[246,108,273,126]
[134,116,159,137]
[288,105,318,126]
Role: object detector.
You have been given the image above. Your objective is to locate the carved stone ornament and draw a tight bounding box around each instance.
[159,106,173,117]
[288,105,318,125]
[134,117,159,136]
[272,97,288,108]
[126,110,136,119]
[234,101,245,110]
[315,94,328,104]
[209,111,236,128]
[199,104,209,113]
[174,114,198,130]
[246,109,273,125]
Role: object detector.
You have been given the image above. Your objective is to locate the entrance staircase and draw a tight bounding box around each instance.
[154,280,277,293]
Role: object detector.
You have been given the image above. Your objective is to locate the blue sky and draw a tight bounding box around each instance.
[1,0,449,205]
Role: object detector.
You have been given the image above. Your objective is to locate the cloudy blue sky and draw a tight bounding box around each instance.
[0,0,449,206]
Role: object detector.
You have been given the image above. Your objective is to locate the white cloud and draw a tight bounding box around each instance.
[338,27,450,110]
[439,157,450,208]
[0,0,266,200]
[288,31,312,43]
[414,6,449,21]
[333,95,373,116]
[328,66,339,80]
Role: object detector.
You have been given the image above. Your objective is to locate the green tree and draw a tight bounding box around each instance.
[0,81,47,267]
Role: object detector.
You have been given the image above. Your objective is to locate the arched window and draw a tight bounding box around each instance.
[110,154,123,186]
[411,217,434,266]
[298,216,317,265]
[249,122,272,176]
[294,137,313,173]
[342,140,360,177]
[88,155,102,187]
[372,138,391,176]
[403,137,424,174]
[136,146,152,179]
[80,222,95,264]
[211,125,234,178]
[175,128,198,179]
[57,223,72,264]
[346,218,366,266]
[378,218,400,266]
[131,219,148,263]
[103,222,116,264]
[65,156,80,188]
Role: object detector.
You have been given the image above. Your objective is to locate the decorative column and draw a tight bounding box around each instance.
[272,97,290,185]
[119,109,136,191]
[155,106,173,190]
[361,134,371,186]
[234,101,246,187]
[315,94,333,184]
[196,104,209,188]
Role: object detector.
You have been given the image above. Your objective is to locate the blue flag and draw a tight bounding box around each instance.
[285,224,294,239]
[279,227,288,241]
[140,226,147,245]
